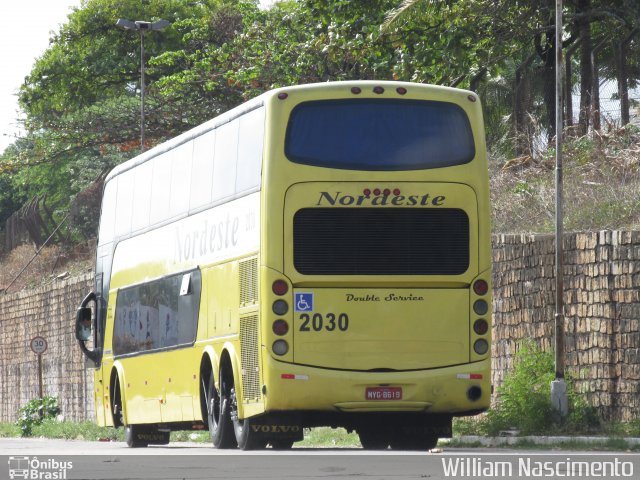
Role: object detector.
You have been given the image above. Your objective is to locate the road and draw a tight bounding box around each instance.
[2,438,640,480]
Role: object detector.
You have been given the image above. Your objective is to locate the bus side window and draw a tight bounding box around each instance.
[114,170,134,237]
[190,130,216,211]
[236,108,264,193]
[169,142,193,218]
[131,160,152,232]
[177,271,201,345]
[113,270,202,356]
[149,152,172,226]
[212,121,238,202]
[98,180,117,245]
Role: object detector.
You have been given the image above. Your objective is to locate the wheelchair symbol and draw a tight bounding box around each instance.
[295,293,313,312]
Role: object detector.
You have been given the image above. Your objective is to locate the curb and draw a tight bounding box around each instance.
[448,436,640,447]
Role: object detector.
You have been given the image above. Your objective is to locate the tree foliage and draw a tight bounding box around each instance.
[1,0,639,242]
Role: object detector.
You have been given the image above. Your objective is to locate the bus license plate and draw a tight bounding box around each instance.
[365,387,402,401]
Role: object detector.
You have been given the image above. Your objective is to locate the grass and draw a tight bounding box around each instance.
[453,416,640,440]
[0,423,20,437]
[296,427,360,448]
[30,420,123,441]
[0,421,359,448]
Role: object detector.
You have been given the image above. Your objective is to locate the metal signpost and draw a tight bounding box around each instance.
[30,336,48,399]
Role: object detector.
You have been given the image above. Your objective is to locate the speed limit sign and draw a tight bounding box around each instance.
[30,336,48,354]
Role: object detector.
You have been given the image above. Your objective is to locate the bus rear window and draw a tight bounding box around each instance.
[285,99,475,170]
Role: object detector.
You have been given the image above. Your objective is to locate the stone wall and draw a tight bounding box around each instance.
[1,231,639,424]
[0,273,94,423]
[492,231,640,422]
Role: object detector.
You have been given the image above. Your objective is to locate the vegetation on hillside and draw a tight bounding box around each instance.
[492,124,640,233]
[0,0,639,252]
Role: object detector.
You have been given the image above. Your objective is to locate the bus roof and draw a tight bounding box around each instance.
[104,81,473,184]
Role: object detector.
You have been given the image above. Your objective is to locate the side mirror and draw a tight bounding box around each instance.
[76,306,93,342]
[75,291,99,364]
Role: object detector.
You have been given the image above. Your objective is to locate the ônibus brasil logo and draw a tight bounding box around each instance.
[8,456,73,480]
[316,191,446,207]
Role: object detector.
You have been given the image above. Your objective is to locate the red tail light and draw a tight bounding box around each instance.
[473,279,488,296]
[272,280,288,296]
[273,320,289,336]
[473,319,489,335]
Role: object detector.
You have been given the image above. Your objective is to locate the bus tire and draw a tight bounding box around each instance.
[110,373,124,428]
[230,387,267,450]
[357,427,389,450]
[206,372,236,449]
[125,425,149,448]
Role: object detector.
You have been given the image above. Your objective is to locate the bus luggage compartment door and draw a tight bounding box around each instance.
[291,288,469,371]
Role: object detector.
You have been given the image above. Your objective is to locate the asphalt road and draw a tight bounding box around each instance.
[2,438,640,480]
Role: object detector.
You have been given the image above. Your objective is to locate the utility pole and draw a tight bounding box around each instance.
[116,19,171,153]
[551,0,568,420]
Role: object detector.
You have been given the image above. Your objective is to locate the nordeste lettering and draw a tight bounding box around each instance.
[316,191,445,207]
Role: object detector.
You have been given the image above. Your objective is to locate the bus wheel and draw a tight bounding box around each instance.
[206,372,236,449]
[357,428,389,450]
[230,387,267,450]
[110,374,124,428]
[125,425,149,448]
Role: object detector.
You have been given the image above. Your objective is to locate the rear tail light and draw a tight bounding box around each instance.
[272,280,288,296]
[273,320,289,336]
[272,300,288,315]
[473,279,488,296]
[473,339,489,355]
[473,319,489,335]
[396,87,407,95]
[473,300,488,316]
[351,87,362,94]
[272,340,289,356]
[373,86,385,94]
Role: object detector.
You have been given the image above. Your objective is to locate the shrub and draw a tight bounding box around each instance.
[16,396,60,437]
[477,340,600,436]
[485,340,556,435]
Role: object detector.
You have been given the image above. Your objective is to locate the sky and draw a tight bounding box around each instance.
[0,1,276,154]
[0,1,82,153]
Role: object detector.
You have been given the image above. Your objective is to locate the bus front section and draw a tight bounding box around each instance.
[260,82,491,450]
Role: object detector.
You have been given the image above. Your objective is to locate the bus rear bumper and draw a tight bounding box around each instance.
[262,352,490,415]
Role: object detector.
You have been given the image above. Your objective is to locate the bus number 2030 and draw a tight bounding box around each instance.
[299,313,349,332]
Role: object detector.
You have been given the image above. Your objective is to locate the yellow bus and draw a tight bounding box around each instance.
[75,80,491,450]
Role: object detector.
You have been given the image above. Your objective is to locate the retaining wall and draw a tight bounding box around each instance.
[492,231,640,422]
[0,272,94,423]
[1,231,639,423]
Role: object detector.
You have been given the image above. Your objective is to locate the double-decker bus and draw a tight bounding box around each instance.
[75,81,491,450]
